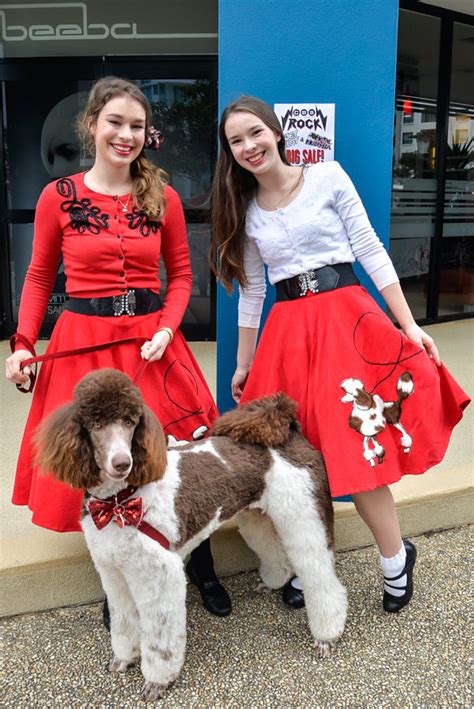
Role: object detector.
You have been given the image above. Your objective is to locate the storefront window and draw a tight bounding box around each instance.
[390,10,441,320]
[439,22,474,316]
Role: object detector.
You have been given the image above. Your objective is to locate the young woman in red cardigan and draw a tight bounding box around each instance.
[5,77,231,620]
[210,96,469,613]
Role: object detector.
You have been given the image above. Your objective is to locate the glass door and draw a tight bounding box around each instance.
[391,5,474,324]
[438,22,474,316]
[390,11,441,321]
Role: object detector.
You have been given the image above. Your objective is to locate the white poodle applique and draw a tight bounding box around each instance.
[340,372,414,467]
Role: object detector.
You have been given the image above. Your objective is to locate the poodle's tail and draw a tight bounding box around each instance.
[210,393,301,447]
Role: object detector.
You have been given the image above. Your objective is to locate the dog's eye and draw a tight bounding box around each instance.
[92,421,102,430]
[123,418,134,427]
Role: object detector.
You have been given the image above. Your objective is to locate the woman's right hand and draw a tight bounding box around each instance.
[5,349,33,385]
[231,365,250,403]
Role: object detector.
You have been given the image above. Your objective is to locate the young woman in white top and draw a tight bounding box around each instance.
[210,96,469,613]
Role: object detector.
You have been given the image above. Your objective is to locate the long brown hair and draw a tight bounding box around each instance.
[210,96,289,293]
[76,76,167,220]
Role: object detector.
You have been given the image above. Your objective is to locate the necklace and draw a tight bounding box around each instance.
[257,167,305,212]
[117,193,132,213]
[87,172,133,212]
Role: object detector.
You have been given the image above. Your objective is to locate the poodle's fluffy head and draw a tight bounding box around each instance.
[35,369,167,490]
[74,368,144,430]
[340,378,373,408]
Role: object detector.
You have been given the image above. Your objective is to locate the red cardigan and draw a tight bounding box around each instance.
[15,172,192,347]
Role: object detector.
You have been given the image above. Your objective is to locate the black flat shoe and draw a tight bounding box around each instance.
[186,561,232,617]
[102,598,111,631]
[383,540,417,613]
[282,577,305,609]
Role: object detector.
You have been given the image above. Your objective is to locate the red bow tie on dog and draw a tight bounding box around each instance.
[88,487,143,529]
[86,486,169,549]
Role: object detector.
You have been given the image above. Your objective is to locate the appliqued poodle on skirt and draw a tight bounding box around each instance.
[340,372,414,467]
[240,285,470,498]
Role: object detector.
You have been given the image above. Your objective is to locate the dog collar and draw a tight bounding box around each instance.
[87,485,170,549]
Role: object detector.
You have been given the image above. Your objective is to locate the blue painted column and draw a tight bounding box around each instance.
[217,0,399,413]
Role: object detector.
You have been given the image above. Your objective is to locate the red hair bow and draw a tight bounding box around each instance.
[146,127,164,151]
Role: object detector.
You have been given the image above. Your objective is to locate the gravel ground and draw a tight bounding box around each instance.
[2,525,472,708]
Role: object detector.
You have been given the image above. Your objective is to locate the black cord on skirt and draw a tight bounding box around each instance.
[352,311,423,394]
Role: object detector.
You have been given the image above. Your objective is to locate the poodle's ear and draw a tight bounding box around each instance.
[128,405,167,486]
[34,402,99,489]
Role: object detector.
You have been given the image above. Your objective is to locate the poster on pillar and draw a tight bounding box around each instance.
[274,103,335,165]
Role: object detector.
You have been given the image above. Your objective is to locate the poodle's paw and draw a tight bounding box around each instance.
[108,657,136,673]
[314,640,336,659]
[141,681,167,701]
[256,581,273,594]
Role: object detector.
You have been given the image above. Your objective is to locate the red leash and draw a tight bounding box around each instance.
[11,333,152,393]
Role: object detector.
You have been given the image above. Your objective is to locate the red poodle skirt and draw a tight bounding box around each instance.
[12,309,218,532]
[240,285,470,498]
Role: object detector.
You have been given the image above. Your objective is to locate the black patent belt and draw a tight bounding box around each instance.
[275,263,359,302]
[66,289,162,317]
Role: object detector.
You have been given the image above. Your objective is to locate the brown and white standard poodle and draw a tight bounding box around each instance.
[36,369,347,702]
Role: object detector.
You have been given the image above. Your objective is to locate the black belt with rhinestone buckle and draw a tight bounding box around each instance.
[67,289,162,317]
[275,263,359,302]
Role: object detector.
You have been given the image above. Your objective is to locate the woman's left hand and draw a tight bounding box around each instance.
[403,322,441,366]
[141,330,172,362]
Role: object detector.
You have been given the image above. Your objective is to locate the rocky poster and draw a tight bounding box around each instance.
[274,103,335,165]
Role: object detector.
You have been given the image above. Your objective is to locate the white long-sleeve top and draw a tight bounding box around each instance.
[238,160,399,328]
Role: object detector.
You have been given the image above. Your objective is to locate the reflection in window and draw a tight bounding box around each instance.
[390,10,441,320]
[136,79,214,332]
[439,22,474,316]
[137,79,213,207]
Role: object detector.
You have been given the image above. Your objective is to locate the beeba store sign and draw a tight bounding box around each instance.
[274,103,335,166]
[0,0,217,57]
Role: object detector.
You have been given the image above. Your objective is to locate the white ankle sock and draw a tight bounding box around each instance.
[380,543,407,597]
[290,576,303,591]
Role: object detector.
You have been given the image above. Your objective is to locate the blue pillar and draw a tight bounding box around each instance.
[217,0,399,413]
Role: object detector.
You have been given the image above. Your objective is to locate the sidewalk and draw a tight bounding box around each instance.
[2,526,471,708]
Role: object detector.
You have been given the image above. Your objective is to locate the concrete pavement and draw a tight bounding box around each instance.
[2,525,472,708]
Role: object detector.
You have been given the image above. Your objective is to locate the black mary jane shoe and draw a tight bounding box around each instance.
[186,561,232,617]
[102,598,111,631]
[383,539,417,613]
[282,577,305,609]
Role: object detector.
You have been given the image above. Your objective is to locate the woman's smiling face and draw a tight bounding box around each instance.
[89,95,146,169]
[224,110,282,175]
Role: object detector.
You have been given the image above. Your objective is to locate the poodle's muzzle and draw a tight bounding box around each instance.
[89,421,136,481]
